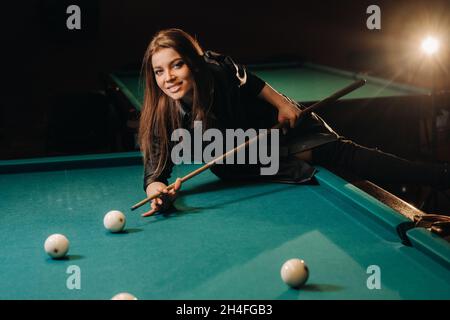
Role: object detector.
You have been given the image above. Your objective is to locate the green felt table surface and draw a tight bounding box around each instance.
[0,153,449,300]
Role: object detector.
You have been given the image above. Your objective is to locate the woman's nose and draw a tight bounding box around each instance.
[165,70,176,82]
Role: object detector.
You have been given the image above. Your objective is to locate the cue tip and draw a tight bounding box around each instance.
[130,202,143,211]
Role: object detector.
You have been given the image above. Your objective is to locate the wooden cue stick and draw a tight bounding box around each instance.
[131,79,366,211]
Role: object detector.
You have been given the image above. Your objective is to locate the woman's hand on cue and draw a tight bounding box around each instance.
[277,99,302,134]
[142,178,182,217]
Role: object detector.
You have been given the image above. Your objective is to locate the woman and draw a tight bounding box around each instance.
[139,28,449,217]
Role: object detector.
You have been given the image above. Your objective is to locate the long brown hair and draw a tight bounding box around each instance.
[139,28,214,182]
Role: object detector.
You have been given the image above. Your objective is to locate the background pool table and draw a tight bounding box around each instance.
[0,153,449,300]
[108,62,430,111]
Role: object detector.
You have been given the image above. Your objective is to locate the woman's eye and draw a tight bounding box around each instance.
[174,61,184,68]
[154,70,163,76]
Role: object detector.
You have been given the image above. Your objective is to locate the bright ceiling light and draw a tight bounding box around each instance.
[421,36,440,55]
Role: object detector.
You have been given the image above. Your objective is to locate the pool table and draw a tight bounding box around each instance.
[0,152,449,300]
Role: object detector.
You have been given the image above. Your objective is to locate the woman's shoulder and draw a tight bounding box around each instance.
[203,50,233,67]
[203,50,247,87]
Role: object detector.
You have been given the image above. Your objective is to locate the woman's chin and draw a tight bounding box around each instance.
[167,91,185,100]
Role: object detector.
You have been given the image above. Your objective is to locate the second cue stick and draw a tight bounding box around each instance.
[131,79,366,211]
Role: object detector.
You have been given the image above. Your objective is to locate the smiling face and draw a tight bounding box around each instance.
[151,47,194,104]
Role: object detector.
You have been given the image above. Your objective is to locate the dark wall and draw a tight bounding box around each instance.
[1,0,449,159]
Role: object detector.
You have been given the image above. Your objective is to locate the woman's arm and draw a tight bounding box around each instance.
[258,83,302,129]
[142,140,179,217]
[211,52,301,130]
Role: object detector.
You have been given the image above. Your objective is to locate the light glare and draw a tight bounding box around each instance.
[421,36,439,55]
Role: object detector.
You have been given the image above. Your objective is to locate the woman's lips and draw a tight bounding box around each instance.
[167,83,182,93]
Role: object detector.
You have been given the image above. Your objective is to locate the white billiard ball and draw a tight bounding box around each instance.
[280,258,309,288]
[44,234,69,259]
[111,292,137,300]
[103,210,126,233]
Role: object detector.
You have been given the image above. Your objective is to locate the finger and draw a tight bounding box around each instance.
[165,188,176,200]
[142,207,158,217]
[157,198,163,206]
[152,199,163,210]
[290,118,296,128]
[174,178,182,191]
[168,190,177,198]
[151,188,163,199]
[168,187,177,194]
[160,193,173,207]
[281,122,288,134]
